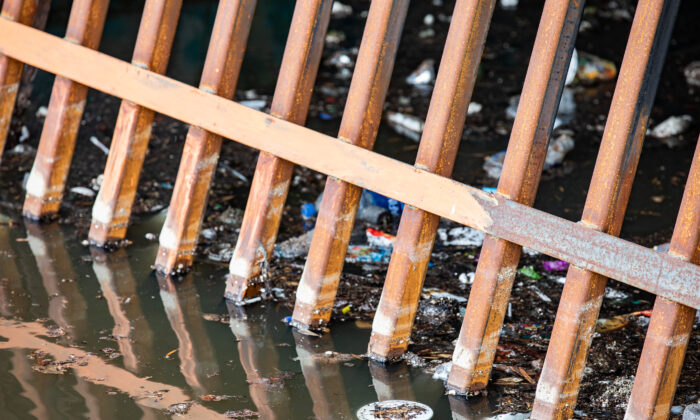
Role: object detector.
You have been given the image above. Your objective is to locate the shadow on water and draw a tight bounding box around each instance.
[0,217,510,419]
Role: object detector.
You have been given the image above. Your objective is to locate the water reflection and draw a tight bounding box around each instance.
[368,360,415,402]
[91,248,155,374]
[227,303,292,419]
[293,330,352,419]
[157,273,221,396]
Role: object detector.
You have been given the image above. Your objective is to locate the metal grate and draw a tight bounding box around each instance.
[0,0,696,418]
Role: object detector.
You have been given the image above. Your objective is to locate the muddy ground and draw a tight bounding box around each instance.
[0,0,698,417]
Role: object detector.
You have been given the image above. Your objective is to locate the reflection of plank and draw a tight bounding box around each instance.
[92,248,155,374]
[9,344,49,418]
[0,319,221,419]
[368,361,415,402]
[25,223,88,339]
[158,274,219,396]
[227,304,291,420]
[293,331,352,420]
[448,395,492,420]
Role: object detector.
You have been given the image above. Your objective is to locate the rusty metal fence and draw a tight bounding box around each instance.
[0,0,697,418]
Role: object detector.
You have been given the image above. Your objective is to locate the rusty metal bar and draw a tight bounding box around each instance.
[0,0,38,163]
[22,0,110,220]
[149,0,258,273]
[366,0,496,361]
[223,0,332,299]
[531,0,680,417]
[446,0,584,392]
[87,0,182,247]
[625,135,700,420]
[290,0,409,327]
[2,20,699,310]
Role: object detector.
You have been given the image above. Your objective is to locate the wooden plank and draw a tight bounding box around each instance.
[0,20,697,310]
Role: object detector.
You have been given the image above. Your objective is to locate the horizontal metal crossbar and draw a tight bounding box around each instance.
[0,19,696,309]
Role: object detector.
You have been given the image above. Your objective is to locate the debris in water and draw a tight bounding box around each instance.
[437,226,485,247]
[331,1,352,19]
[19,125,30,142]
[89,135,110,155]
[357,400,433,420]
[576,52,617,83]
[518,266,541,280]
[366,228,395,248]
[542,260,569,272]
[167,402,192,415]
[406,59,436,86]
[36,106,48,118]
[386,111,424,141]
[200,394,234,402]
[70,186,96,197]
[225,409,260,419]
[165,349,178,359]
[431,361,452,381]
[202,313,230,323]
[684,61,700,87]
[648,115,692,138]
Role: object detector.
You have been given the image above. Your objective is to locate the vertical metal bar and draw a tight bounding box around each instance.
[365,0,496,361]
[531,0,680,417]
[625,135,700,420]
[0,0,38,163]
[22,0,110,220]
[87,0,182,247]
[154,0,258,272]
[223,0,332,299]
[446,0,584,391]
[290,0,410,327]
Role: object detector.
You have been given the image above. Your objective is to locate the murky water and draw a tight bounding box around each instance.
[0,214,505,419]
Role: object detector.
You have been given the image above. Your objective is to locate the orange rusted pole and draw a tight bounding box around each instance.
[156,0,331,276]
[446,0,584,391]
[22,0,110,220]
[531,0,680,417]
[88,0,182,247]
[625,135,700,420]
[290,0,410,326]
[223,0,332,299]
[364,0,496,360]
[153,0,259,273]
[0,0,39,163]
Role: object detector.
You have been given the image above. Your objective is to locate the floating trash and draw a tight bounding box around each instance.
[357,400,433,420]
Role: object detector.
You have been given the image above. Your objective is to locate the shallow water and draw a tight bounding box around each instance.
[0,214,509,419]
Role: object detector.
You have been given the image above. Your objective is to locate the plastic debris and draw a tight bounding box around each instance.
[506,88,575,128]
[432,361,452,381]
[19,125,30,142]
[437,226,485,247]
[576,52,617,83]
[430,291,467,303]
[500,0,518,10]
[331,1,352,18]
[36,106,48,118]
[366,228,395,248]
[683,403,700,419]
[565,49,579,86]
[90,136,110,155]
[274,229,314,259]
[684,61,700,87]
[484,132,574,180]
[458,272,475,284]
[325,30,346,45]
[604,287,628,300]
[423,14,435,26]
[529,285,551,303]
[518,266,541,280]
[313,189,397,224]
[406,59,436,86]
[596,310,652,333]
[648,115,692,138]
[345,245,392,263]
[386,111,424,141]
[341,305,351,314]
[70,186,96,197]
[301,202,316,231]
[542,260,569,271]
